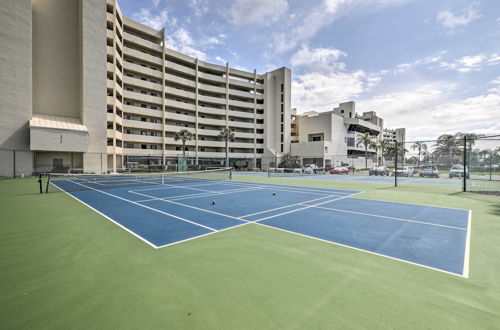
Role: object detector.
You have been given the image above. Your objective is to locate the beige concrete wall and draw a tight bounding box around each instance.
[32,0,80,118]
[0,0,33,150]
[81,0,107,173]
[35,151,83,172]
[30,127,88,152]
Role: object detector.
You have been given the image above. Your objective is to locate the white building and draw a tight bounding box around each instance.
[383,128,406,144]
[290,101,384,169]
[0,0,291,176]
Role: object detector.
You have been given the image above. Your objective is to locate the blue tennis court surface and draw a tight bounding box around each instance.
[52,176,471,277]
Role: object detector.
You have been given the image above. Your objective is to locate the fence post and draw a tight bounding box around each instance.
[490,149,493,181]
[463,136,467,192]
[394,141,398,187]
[13,150,16,178]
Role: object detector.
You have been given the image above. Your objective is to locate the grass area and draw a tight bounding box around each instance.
[1,176,499,329]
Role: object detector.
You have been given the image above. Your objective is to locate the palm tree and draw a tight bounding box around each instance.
[356,132,376,169]
[278,152,301,168]
[219,127,235,167]
[174,129,192,158]
[376,139,392,165]
[411,141,428,169]
[432,134,463,165]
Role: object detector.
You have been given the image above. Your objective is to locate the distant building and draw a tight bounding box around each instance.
[383,128,406,144]
[290,101,384,168]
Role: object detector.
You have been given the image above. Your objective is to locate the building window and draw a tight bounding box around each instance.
[281,83,284,93]
[281,104,283,112]
[341,109,344,114]
[281,144,283,152]
[200,147,205,151]
[281,94,284,102]
[280,134,283,142]
[151,105,157,110]
[151,93,157,97]
[141,118,146,122]
[151,119,158,123]
[281,124,284,132]
[176,146,181,151]
[126,143,134,148]
[281,114,284,122]
[141,144,147,149]
[126,129,132,134]
[141,104,147,108]
[141,131,147,135]
[141,91,147,94]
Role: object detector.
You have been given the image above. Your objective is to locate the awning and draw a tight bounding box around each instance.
[29,113,88,132]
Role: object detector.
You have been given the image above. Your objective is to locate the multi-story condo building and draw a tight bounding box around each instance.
[383,128,406,144]
[290,102,384,168]
[0,0,291,176]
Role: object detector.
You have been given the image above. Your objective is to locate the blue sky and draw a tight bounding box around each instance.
[118,0,500,141]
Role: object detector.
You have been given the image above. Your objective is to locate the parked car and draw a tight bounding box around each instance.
[419,165,439,178]
[391,166,414,177]
[369,166,390,176]
[449,165,469,179]
[303,164,319,174]
[330,166,350,175]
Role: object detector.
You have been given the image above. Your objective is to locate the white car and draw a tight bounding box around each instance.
[303,164,319,174]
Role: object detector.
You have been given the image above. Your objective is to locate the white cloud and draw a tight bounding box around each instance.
[440,53,500,73]
[358,84,500,140]
[164,28,207,60]
[152,0,161,7]
[133,9,171,30]
[291,46,381,111]
[226,0,288,25]
[290,45,347,70]
[215,56,227,64]
[189,0,209,16]
[436,2,481,32]
[274,0,410,53]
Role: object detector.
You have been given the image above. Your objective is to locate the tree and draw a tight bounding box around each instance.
[356,132,376,169]
[174,129,192,158]
[278,152,301,168]
[376,139,392,165]
[411,141,428,168]
[219,127,235,167]
[432,134,463,165]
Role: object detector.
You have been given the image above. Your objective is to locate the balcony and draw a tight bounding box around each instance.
[228,77,254,89]
[164,99,196,112]
[123,90,162,105]
[166,61,196,77]
[107,113,123,126]
[123,104,163,118]
[123,148,163,156]
[123,119,162,130]
[228,99,255,110]
[123,134,163,144]
[165,124,196,134]
[124,76,162,92]
[166,112,196,123]
[164,73,196,89]
[123,32,162,53]
[198,106,226,117]
[107,146,124,154]
[164,86,196,100]
[198,94,226,106]
[198,71,225,84]
[124,46,163,66]
[198,82,225,94]
[343,117,381,135]
[198,117,226,127]
[124,61,162,79]
[228,120,255,129]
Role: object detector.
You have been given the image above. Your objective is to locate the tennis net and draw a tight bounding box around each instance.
[44,168,232,193]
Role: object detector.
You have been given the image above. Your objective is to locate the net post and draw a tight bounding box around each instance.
[267,168,271,178]
[394,141,398,187]
[490,149,493,181]
[463,136,467,192]
[229,168,232,180]
[38,174,43,194]
[161,173,165,185]
[45,174,50,193]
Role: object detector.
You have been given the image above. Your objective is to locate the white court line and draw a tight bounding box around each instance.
[50,182,158,249]
[154,222,250,249]
[344,196,471,211]
[253,192,363,222]
[66,180,218,232]
[133,186,266,203]
[238,194,343,219]
[254,222,467,278]
[131,189,248,222]
[463,210,472,278]
[302,204,467,231]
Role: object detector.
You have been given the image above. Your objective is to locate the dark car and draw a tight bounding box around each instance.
[419,165,439,178]
[369,166,389,176]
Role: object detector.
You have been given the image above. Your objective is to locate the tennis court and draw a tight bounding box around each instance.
[50,170,471,277]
